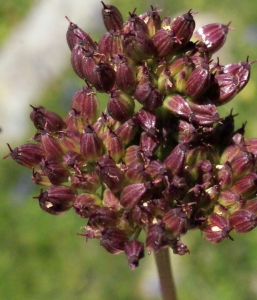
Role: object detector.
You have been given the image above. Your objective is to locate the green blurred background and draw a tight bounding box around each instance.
[1,0,257,299]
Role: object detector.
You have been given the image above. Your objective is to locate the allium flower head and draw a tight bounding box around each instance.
[4,2,257,270]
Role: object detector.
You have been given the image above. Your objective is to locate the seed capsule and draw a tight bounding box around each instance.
[35,186,76,215]
[124,240,145,271]
[163,208,188,238]
[4,143,44,169]
[101,2,123,31]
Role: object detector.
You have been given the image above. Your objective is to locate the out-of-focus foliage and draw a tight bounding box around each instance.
[1,0,257,299]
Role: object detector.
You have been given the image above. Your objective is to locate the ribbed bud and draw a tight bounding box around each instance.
[232,173,257,199]
[100,227,128,254]
[124,240,145,271]
[107,89,135,122]
[96,154,125,194]
[146,221,168,253]
[4,143,44,169]
[192,22,231,55]
[216,162,233,190]
[123,9,149,34]
[220,144,245,164]
[120,182,149,209]
[202,213,231,243]
[189,100,220,126]
[124,145,143,165]
[164,143,188,176]
[163,208,188,238]
[58,128,81,153]
[88,207,118,230]
[245,138,257,156]
[30,105,66,132]
[35,186,76,215]
[71,41,90,79]
[218,190,245,212]
[170,10,195,45]
[145,160,167,181]
[102,130,125,162]
[40,156,70,185]
[41,131,64,160]
[134,82,164,110]
[135,108,156,134]
[101,2,123,31]
[230,151,256,180]
[103,189,121,211]
[125,162,148,183]
[152,29,178,58]
[73,193,101,218]
[71,86,99,124]
[98,30,123,60]
[163,93,193,120]
[122,31,156,62]
[80,125,102,162]
[229,209,257,233]
[112,54,137,94]
[139,6,161,37]
[114,118,138,146]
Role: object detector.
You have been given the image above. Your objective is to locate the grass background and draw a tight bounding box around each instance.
[1,0,257,299]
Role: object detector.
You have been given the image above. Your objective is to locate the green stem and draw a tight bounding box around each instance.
[154,248,177,300]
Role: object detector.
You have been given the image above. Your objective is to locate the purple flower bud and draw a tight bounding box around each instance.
[124,240,145,271]
[134,82,164,111]
[4,143,44,169]
[163,93,193,120]
[58,128,81,153]
[139,6,161,37]
[145,160,167,181]
[98,30,123,60]
[41,131,64,160]
[232,173,257,199]
[103,189,121,211]
[192,22,231,55]
[244,199,257,214]
[135,108,156,134]
[120,182,148,209]
[100,227,128,254]
[218,190,245,212]
[107,89,135,122]
[202,213,232,243]
[123,9,149,34]
[140,132,158,159]
[30,105,66,132]
[71,172,100,193]
[80,125,103,162]
[245,138,257,156]
[230,151,257,180]
[71,41,90,79]
[164,143,188,176]
[101,2,123,31]
[65,16,96,51]
[35,186,76,215]
[124,145,143,165]
[96,154,125,194]
[71,86,99,124]
[132,204,154,226]
[146,221,168,253]
[112,54,137,94]
[216,162,233,190]
[125,162,149,183]
[152,28,178,57]
[73,193,101,218]
[220,144,245,164]
[102,130,125,162]
[114,118,138,146]
[88,207,118,230]
[163,208,188,238]
[170,10,196,45]
[122,31,156,62]
[40,156,70,185]
[229,209,257,233]
[62,150,84,172]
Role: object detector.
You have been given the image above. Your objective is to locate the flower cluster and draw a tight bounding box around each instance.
[4,2,257,270]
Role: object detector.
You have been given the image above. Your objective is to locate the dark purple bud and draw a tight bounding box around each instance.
[140,132,158,158]
[192,22,231,55]
[73,193,101,218]
[96,154,125,194]
[30,105,66,132]
[4,143,44,168]
[185,63,210,98]
[134,82,164,111]
[122,31,156,62]
[232,173,257,199]
[163,208,188,238]
[103,189,121,211]
[71,172,100,193]
[202,213,231,243]
[58,128,81,153]
[40,156,70,185]
[100,227,128,254]
[120,182,148,209]
[107,89,135,122]
[98,30,123,60]
[102,130,125,162]
[80,125,102,162]
[193,159,215,185]
[170,10,196,45]
[145,160,167,181]
[65,16,96,51]
[139,6,161,37]
[163,93,193,120]
[112,54,137,94]
[114,118,138,146]
[35,186,76,215]
[170,239,190,255]
[244,199,257,214]
[124,145,143,165]
[132,204,154,226]
[124,240,145,271]
[71,86,99,124]
[101,2,123,31]
[125,162,149,183]
[229,209,257,233]
[123,8,149,34]
[88,207,118,230]
[71,41,91,79]
[216,162,233,190]
[135,108,156,134]
[164,143,188,176]
[218,189,245,212]
[41,131,64,160]
[146,221,168,253]
[169,119,197,143]
[230,151,257,180]
[163,175,188,201]
[152,28,178,57]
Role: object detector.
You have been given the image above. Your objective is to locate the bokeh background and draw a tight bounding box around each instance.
[1,0,257,299]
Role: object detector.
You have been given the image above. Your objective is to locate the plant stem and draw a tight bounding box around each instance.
[154,248,177,300]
